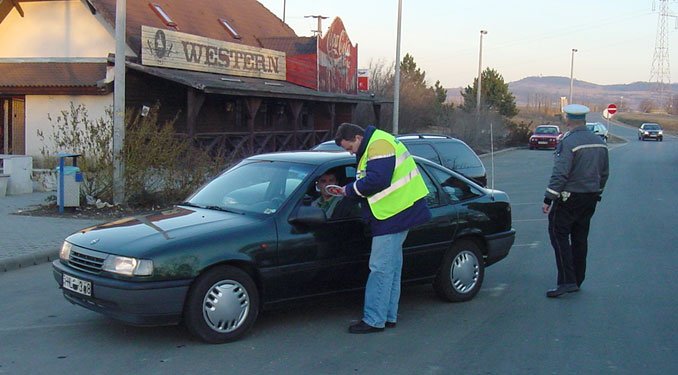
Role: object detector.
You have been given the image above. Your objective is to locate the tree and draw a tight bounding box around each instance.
[461,68,518,117]
[433,80,448,105]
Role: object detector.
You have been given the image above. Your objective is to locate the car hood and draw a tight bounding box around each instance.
[66,206,261,257]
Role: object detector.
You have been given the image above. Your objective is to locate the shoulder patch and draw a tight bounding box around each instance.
[368,139,396,158]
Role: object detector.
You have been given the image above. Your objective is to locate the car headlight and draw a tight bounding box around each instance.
[60,242,72,260]
[644,131,649,135]
[658,131,663,135]
[102,255,154,276]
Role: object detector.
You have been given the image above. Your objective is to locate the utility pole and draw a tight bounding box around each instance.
[283,0,286,23]
[113,0,126,204]
[476,30,487,116]
[569,48,577,104]
[393,0,402,134]
[649,0,677,110]
[305,15,328,36]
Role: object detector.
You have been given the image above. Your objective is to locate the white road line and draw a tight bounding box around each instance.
[512,241,541,248]
[0,322,99,332]
[513,218,548,222]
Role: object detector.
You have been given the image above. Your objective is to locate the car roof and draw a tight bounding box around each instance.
[641,122,660,126]
[536,124,559,128]
[248,150,353,165]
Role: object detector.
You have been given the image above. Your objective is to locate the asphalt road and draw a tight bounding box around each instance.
[1,120,676,375]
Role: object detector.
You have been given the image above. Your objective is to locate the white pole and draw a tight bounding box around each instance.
[569,48,577,104]
[392,0,402,134]
[113,0,126,204]
[476,30,487,116]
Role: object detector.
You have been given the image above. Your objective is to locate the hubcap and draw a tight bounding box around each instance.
[450,250,479,293]
[202,280,250,333]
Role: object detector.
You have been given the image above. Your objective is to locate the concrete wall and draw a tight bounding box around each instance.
[0,0,121,58]
[25,94,114,157]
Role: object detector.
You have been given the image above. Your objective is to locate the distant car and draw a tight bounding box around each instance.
[528,125,562,150]
[52,151,515,343]
[638,123,663,141]
[313,134,488,186]
[586,122,609,142]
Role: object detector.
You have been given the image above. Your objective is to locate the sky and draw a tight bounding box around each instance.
[258,0,676,88]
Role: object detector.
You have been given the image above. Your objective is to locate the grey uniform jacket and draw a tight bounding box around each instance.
[545,125,609,203]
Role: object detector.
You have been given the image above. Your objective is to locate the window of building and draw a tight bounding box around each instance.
[219,18,242,39]
[150,3,177,27]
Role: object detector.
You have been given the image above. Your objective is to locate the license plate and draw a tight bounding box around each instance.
[63,274,92,296]
[538,141,548,145]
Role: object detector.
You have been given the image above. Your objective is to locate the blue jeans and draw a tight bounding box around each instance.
[363,230,409,328]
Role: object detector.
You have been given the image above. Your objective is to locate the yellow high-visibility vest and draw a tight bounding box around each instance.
[356,129,429,220]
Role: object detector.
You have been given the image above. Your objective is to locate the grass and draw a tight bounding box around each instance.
[615,112,678,134]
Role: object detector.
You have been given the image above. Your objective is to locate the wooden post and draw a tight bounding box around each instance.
[186,89,205,138]
[244,98,261,154]
[287,101,303,149]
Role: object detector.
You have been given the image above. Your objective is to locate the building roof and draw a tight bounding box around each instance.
[259,37,317,55]
[126,61,376,104]
[90,0,297,57]
[0,60,110,95]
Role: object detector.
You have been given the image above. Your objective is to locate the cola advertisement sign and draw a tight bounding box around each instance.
[318,18,357,94]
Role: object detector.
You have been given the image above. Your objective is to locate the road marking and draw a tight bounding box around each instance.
[0,322,99,332]
[512,241,541,248]
[513,218,548,222]
[482,283,508,297]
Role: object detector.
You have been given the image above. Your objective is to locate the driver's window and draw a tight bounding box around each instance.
[418,166,441,207]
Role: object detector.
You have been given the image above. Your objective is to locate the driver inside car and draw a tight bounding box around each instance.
[312,171,344,218]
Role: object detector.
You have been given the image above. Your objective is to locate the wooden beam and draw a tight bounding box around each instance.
[186,89,205,138]
[244,98,262,153]
[287,101,303,149]
[372,103,382,126]
[10,0,24,17]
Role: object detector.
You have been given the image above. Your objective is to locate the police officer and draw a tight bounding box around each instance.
[542,104,609,298]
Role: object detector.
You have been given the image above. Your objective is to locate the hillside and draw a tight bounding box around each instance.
[446,76,678,111]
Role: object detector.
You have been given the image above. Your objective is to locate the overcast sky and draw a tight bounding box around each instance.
[258,0,676,88]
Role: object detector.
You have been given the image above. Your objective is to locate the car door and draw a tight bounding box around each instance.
[274,163,371,300]
[402,161,458,281]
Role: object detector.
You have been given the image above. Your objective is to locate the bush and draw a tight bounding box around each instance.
[39,102,220,208]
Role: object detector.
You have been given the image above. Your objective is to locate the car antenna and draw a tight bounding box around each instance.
[489,120,495,200]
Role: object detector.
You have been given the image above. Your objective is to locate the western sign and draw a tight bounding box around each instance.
[141,26,286,80]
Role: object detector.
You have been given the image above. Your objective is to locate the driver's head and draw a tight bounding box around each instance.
[316,171,338,198]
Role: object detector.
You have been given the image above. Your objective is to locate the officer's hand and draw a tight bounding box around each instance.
[542,203,551,214]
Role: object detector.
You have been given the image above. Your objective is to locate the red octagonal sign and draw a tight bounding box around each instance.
[607,104,617,115]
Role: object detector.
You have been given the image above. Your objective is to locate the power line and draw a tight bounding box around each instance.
[649,0,677,110]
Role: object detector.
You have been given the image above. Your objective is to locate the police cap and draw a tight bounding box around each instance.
[563,104,589,120]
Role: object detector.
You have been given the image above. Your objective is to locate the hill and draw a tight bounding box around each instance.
[446,76,678,111]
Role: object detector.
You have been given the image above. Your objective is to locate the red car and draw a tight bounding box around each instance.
[529,125,562,150]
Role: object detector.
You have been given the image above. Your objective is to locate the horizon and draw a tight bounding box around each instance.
[258,0,676,89]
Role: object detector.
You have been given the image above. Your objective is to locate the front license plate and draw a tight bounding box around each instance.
[538,141,548,145]
[63,274,92,296]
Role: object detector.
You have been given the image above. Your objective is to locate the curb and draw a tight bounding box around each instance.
[0,249,59,272]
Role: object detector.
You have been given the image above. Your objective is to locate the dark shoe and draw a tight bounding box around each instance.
[385,321,396,328]
[546,283,579,298]
[348,321,384,334]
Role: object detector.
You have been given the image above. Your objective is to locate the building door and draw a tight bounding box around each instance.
[0,97,25,155]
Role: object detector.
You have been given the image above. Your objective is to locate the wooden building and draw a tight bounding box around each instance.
[0,0,378,158]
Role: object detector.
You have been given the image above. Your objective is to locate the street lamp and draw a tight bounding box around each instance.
[569,48,577,104]
[620,96,624,112]
[476,30,488,116]
[393,0,403,134]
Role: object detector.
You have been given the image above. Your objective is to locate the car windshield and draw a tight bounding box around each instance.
[643,124,661,130]
[535,127,557,134]
[185,160,314,215]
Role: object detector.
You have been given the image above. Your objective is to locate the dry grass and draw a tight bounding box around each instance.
[615,112,678,134]
[514,107,563,130]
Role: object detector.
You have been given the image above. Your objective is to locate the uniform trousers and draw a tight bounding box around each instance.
[548,192,599,286]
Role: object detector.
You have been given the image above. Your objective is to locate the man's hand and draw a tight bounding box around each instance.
[542,203,551,214]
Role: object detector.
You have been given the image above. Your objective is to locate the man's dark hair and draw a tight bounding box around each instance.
[334,123,365,146]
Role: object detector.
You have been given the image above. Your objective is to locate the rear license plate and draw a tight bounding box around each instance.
[538,141,548,145]
[63,274,92,296]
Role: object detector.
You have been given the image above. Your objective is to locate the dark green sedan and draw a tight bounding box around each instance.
[53,151,515,343]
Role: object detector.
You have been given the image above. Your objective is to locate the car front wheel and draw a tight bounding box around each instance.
[184,265,259,343]
[433,240,485,302]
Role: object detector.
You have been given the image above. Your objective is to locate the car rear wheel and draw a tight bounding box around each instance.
[184,265,259,343]
[433,240,485,302]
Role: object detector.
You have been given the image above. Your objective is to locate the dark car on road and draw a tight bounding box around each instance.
[528,125,562,150]
[314,134,487,186]
[638,123,663,141]
[53,151,515,343]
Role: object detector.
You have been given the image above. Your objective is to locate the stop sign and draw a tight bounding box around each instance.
[607,104,617,115]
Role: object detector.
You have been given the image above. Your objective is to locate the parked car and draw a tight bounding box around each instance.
[313,134,487,186]
[638,123,663,141]
[528,125,562,150]
[53,151,515,343]
[586,122,609,142]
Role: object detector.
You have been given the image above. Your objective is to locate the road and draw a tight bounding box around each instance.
[1,121,676,374]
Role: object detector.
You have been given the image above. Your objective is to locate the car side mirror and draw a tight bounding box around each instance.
[289,205,327,227]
